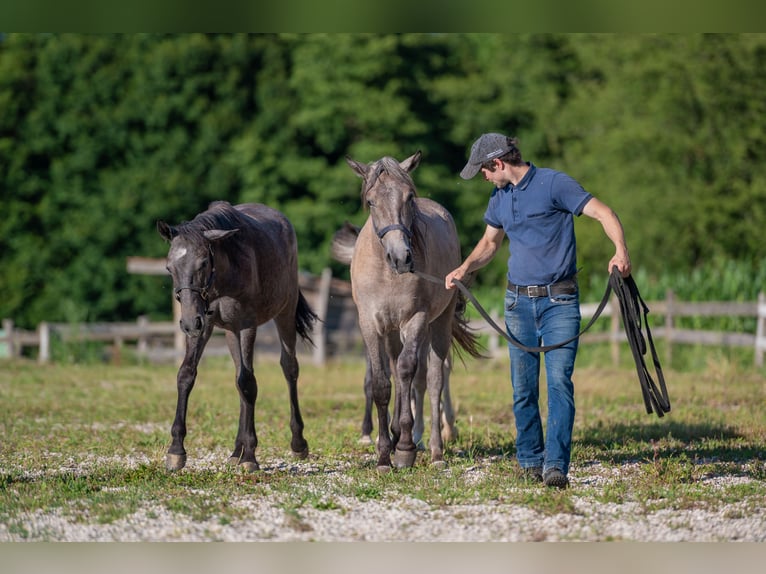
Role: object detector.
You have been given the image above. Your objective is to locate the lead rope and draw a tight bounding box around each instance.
[414,267,670,418]
[608,269,671,417]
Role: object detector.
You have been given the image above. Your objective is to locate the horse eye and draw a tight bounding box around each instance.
[175,292,181,302]
[367,200,375,208]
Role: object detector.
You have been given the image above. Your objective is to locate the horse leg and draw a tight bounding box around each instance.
[426,308,455,467]
[274,313,309,459]
[359,351,374,445]
[393,313,428,469]
[226,328,260,472]
[361,331,393,472]
[440,355,458,443]
[383,333,402,450]
[166,328,212,471]
[411,343,429,451]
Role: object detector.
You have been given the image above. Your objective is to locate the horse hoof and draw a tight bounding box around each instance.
[393,448,417,469]
[376,465,392,474]
[239,461,260,473]
[359,435,373,446]
[442,428,457,443]
[431,459,447,470]
[227,456,240,466]
[292,447,309,460]
[165,453,187,472]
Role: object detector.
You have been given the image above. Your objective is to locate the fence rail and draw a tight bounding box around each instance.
[2,280,765,368]
[473,290,766,367]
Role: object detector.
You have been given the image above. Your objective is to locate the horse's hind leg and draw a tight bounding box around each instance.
[440,356,457,444]
[426,309,454,467]
[227,328,260,472]
[274,314,309,459]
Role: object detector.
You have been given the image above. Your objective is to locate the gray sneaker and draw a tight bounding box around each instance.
[543,468,569,489]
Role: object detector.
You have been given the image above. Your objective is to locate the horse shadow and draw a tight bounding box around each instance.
[576,419,759,464]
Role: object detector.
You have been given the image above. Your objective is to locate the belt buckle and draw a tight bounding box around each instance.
[527,285,541,297]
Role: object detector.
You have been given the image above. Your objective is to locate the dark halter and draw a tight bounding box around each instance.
[174,244,216,305]
[375,223,412,239]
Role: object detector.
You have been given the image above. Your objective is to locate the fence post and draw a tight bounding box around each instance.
[38,322,50,364]
[313,267,332,365]
[137,316,148,357]
[489,311,500,357]
[756,291,766,368]
[1,318,16,358]
[665,289,675,366]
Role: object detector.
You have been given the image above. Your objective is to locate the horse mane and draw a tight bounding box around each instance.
[360,157,419,207]
[173,201,252,267]
[172,201,246,239]
[360,157,426,252]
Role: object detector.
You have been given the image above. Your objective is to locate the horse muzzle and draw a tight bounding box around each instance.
[180,314,206,338]
[386,247,414,274]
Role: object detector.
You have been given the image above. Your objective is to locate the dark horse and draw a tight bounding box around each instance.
[338,151,482,471]
[157,201,317,472]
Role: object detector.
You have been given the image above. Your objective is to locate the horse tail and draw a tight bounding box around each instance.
[331,221,360,265]
[450,291,486,363]
[295,291,319,347]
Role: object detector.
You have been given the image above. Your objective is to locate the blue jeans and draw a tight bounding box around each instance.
[504,287,580,475]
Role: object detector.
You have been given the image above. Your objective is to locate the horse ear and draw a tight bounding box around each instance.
[345,155,368,179]
[203,228,239,242]
[156,220,176,241]
[400,150,422,173]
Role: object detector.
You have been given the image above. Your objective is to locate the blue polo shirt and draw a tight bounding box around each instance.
[483,163,593,286]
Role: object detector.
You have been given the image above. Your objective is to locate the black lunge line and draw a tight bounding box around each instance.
[415,267,671,418]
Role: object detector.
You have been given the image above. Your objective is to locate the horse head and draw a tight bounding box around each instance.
[157,220,237,337]
[346,151,421,274]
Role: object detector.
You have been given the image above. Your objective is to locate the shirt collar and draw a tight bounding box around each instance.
[498,162,536,193]
[516,162,536,190]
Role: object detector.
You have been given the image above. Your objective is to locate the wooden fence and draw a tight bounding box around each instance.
[2,274,765,367]
[478,290,766,367]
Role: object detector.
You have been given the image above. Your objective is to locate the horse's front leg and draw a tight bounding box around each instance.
[226,328,261,472]
[166,328,212,471]
[361,331,394,472]
[359,351,374,445]
[393,314,428,469]
[411,344,429,451]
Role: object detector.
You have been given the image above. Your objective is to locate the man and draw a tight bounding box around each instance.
[445,133,631,488]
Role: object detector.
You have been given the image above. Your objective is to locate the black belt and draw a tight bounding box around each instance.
[507,278,577,297]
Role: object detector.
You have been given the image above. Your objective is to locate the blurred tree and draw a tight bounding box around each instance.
[551,34,766,286]
[1,33,764,328]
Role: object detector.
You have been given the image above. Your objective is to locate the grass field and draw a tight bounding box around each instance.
[1,347,765,541]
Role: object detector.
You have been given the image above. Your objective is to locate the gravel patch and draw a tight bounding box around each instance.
[1,454,764,542]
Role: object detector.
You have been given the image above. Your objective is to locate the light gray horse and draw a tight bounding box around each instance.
[332,222,458,451]
[335,152,482,471]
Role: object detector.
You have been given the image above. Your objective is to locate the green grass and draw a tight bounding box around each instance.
[1,354,764,539]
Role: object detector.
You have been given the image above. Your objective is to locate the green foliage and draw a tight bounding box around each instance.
[2,34,766,328]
